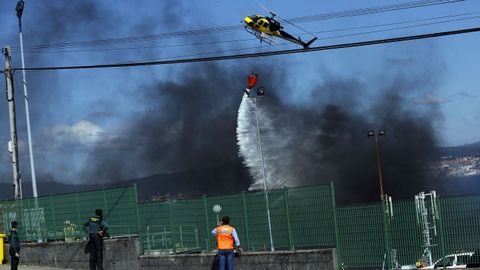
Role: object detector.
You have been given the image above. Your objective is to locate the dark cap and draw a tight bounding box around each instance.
[221,216,230,225]
[95,208,103,217]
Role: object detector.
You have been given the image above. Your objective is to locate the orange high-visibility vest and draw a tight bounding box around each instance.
[216,225,234,250]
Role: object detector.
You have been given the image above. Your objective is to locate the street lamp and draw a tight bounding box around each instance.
[17,0,42,242]
[212,204,222,224]
[16,0,38,199]
[368,129,386,200]
[250,88,274,252]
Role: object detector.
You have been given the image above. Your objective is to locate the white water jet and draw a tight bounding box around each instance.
[236,95,288,190]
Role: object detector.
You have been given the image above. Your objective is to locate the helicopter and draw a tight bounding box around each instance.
[243,6,317,49]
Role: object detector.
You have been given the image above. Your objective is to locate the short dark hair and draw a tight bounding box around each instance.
[221,216,230,225]
[11,221,18,228]
[95,208,103,217]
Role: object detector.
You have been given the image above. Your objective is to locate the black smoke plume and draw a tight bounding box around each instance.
[237,58,446,203]
[0,1,449,203]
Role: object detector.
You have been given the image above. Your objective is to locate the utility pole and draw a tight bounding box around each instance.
[16,0,38,199]
[3,46,22,199]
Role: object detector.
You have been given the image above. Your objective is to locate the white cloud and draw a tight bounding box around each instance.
[458,91,477,98]
[414,93,449,105]
[50,120,105,145]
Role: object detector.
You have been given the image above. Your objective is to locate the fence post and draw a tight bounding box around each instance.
[26,198,33,241]
[133,184,142,249]
[381,199,391,270]
[49,195,57,239]
[203,195,210,250]
[169,199,177,254]
[102,189,108,218]
[436,195,447,269]
[283,187,294,250]
[19,199,26,241]
[330,182,342,269]
[75,193,82,228]
[241,191,251,251]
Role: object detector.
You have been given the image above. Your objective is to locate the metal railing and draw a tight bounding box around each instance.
[144,225,200,254]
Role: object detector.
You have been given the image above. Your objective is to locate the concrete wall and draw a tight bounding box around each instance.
[141,249,337,270]
[4,238,139,270]
[4,238,337,270]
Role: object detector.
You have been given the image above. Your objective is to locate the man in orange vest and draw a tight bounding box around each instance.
[244,73,258,97]
[211,216,241,270]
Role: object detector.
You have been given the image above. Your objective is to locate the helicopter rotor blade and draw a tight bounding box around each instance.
[259,3,277,17]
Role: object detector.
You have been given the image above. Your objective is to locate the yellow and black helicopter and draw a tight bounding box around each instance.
[243,6,317,48]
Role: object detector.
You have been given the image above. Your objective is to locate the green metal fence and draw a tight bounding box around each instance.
[137,184,335,253]
[1,182,480,269]
[336,194,480,269]
[0,186,139,242]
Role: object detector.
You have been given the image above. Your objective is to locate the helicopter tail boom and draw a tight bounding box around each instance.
[303,37,317,48]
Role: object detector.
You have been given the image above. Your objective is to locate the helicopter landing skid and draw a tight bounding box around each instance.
[244,26,278,45]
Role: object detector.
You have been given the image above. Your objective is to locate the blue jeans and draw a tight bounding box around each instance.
[218,249,234,270]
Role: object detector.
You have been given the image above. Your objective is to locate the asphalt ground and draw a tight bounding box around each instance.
[0,264,72,270]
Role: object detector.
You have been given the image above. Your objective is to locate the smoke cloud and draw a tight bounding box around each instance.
[237,59,446,202]
[0,1,453,203]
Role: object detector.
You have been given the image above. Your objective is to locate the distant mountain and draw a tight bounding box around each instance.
[0,162,251,201]
[0,181,103,201]
[437,141,480,157]
[2,142,478,202]
[464,141,480,148]
[119,162,251,201]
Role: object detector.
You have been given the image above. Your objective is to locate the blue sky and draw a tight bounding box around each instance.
[0,0,479,189]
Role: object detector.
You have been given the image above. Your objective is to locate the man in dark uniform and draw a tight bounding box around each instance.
[83,209,108,270]
[8,221,20,270]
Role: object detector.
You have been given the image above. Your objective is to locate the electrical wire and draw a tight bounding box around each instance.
[14,0,465,51]
[280,0,466,24]
[16,11,480,55]
[11,27,480,71]
[37,13,478,64]
[137,14,480,63]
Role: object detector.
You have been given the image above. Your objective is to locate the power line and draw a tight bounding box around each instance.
[280,0,465,24]
[134,15,480,63]
[16,11,480,56]
[15,0,465,51]
[12,27,480,72]
[315,14,480,41]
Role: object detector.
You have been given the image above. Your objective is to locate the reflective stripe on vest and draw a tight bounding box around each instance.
[216,225,234,250]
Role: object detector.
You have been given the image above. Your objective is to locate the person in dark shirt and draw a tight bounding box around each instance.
[83,209,108,270]
[8,221,20,270]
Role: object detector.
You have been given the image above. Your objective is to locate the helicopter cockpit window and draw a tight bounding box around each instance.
[263,21,269,27]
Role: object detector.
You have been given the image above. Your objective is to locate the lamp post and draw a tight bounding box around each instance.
[213,204,222,224]
[368,129,386,200]
[17,0,42,242]
[251,88,274,252]
[16,0,38,199]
